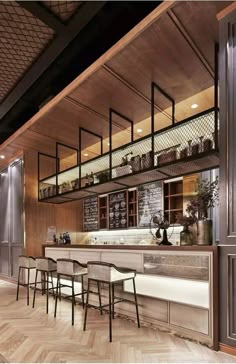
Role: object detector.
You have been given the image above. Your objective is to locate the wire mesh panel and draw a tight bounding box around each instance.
[114,169,167,187]
[57,166,79,194]
[158,152,219,178]
[42,1,82,22]
[154,111,216,167]
[39,177,56,200]
[112,137,152,179]
[81,154,109,188]
[0,1,55,102]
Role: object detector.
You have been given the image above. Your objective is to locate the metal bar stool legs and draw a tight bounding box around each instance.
[83,278,90,331]
[83,261,140,343]
[32,257,57,313]
[133,277,140,328]
[54,259,88,326]
[16,256,36,306]
[16,266,21,302]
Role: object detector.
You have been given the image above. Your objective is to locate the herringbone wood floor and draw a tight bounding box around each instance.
[0,280,235,363]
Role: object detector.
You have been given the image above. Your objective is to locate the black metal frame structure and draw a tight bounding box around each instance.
[38,52,220,204]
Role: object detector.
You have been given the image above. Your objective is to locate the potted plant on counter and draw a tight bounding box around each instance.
[186,176,219,245]
[176,213,196,246]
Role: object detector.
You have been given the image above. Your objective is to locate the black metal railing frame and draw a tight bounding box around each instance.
[38,42,219,201]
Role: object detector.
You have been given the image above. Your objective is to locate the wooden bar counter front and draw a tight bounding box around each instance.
[43,244,218,350]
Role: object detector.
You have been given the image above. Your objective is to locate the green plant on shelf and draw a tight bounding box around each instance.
[186,176,219,220]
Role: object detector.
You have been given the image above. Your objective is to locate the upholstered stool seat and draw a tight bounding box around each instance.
[16,255,36,305]
[55,258,103,325]
[54,258,89,325]
[32,257,57,313]
[83,261,140,342]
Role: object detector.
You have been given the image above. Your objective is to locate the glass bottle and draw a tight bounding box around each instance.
[85,173,89,187]
[90,172,94,185]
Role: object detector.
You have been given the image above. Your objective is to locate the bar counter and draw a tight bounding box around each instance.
[43,244,218,349]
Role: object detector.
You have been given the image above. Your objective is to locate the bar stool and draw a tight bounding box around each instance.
[83,261,140,342]
[54,258,88,326]
[16,255,36,305]
[32,257,57,313]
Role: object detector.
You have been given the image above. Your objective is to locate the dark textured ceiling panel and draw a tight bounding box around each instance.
[0,1,55,103]
[42,1,82,22]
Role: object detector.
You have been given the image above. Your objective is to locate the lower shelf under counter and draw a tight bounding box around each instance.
[43,244,218,349]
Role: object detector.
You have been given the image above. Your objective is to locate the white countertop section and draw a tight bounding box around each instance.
[124,274,209,309]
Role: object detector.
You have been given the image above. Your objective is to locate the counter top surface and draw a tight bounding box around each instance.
[43,244,217,252]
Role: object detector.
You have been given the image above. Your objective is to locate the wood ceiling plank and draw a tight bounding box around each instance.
[0,2,173,153]
[171,2,232,71]
[105,8,214,105]
[69,67,150,124]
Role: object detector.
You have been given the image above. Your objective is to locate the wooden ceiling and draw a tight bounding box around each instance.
[0,1,231,171]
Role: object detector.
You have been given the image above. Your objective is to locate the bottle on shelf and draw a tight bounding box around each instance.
[65,232,71,244]
[59,233,63,244]
[85,173,89,187]
[90,172,94,185]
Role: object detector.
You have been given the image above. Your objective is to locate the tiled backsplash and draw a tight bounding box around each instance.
[78,226,183,246]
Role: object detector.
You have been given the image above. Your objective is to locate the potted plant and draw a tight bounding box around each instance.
[186,176,219,245]
[176,213,196,246]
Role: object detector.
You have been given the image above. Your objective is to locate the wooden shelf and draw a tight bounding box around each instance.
[164,179,183,224]
[165,208,183,212]
[128,189,137,227]
[99,196,108,229]
[165,193,183,198]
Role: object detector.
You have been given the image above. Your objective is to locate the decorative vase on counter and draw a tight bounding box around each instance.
[180,226,193,246]
[196,219,212,245]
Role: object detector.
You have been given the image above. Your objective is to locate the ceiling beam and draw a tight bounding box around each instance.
[17,1,66,33]
[102,65,174,122]
[168,9,214,78]
[0,1,106,121]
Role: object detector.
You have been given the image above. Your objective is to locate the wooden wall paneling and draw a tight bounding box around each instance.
[24,151,56,257]
[219,6,236,348]
[169,302,209,335]
[219,13,236,244]
[24,151,85,254]
[55,200,82,244]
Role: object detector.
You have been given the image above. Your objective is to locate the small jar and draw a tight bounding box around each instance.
[191,142,200,156]
[203,138,213,152]
[179,147,188,159]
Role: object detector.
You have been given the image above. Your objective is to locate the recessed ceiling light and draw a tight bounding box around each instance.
[137,128,143,133]
[0,155,5,159]
[191,104,198,109]
[83,153,89,157]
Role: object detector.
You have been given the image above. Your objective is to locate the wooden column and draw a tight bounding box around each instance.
[218,4,236,350]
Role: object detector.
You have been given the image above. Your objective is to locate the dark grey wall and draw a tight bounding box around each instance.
[0,159,24,278]
[219,9,236,346]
